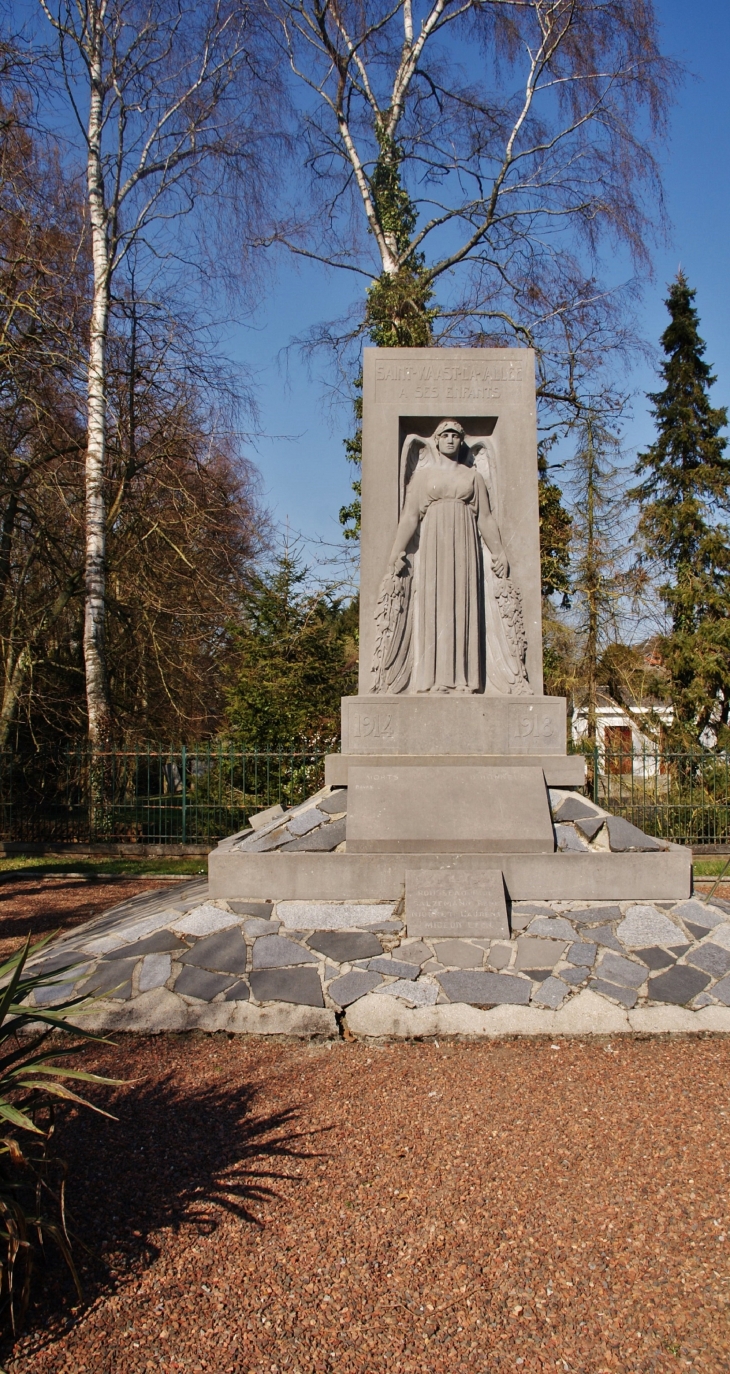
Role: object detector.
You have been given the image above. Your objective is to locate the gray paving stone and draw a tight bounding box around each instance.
[634,946,676,971]
[672,898,724,930]
[29,950,90,976]
[277,901,396,930]
[686,943,730,979]
[251,936,317,969]
[374,979,438,1006]
[567,942,597,967]
[318,790,348,814]
[554,823,588,852]
[590,979,638,1009]
[553,796,600,823]
[617,906,685,949]
[591,926,625,953]
[172,905,242,937]
[105,931,188,959]
[243,918,280,938]
[486,943,512,969]
[34,981,77,1006]
[708,897,730,915]
[243,824,291,852]
[281,816,347,852]
[138,953,171,992]
[710,975,730,1006]
[250,967,324,1007]
[523,968,552,982]
[222,980,250,1001]
[362,920,404,934]
[531,977,568,1009]
[174,967,236,1000]
[558,966,588,986]
[180,928,249,975]
[430,939,484,968]
[396,941,432,965]
[597,951,646,990]
[437,971,531,1006]
[515,937,567,970]
[328,971,383,1006]
[83,958,137,999]
[307,931,382,962]
[648,965,712,1005]
[368,956,420,980]
[567,906,622,925]
[286,807,327,837]
[574,816,606,842]
[228,902,274,918]
[525,917,576,941]
[606,816,665,852]
[692,991,717,1008]
[685,922,717,941]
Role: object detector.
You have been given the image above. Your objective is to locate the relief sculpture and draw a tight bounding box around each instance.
[371,419,531,696]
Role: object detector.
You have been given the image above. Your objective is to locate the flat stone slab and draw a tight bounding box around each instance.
[647,965,712,1005]
[249,967,324,1007]
[437,971,531,1006]
[525,916,576,941]
[286,807,327,837]
[368,956,419,980]
[405,868,509,939]
[597,951,646,990]
[552,796,601,823]
[307,931,382,962]
[617,906,685,948]
[672,899,726,931]
[531,976,568,1009]
[605,817,665,852]
[171,904,242,937]
[251,936,318,969]
[396,941,432,965]
[374,979,438,1006]
[429,939,483,968]
[138,953,171,992]
[514,938,567,970]
[574,816,605,841]
[567,906,622,925]
[634,946,676,970]
[328,971,383,1006]
[81,958,137,999]
[277,902,396,930]
[558,966,588,986]
[317,791,348,815]
[175,967,236,1001]
[567,942,596,967]
[590,979,639,1009]
[686,943,730,979]
[179,928,248,974]
[554,824,588,852]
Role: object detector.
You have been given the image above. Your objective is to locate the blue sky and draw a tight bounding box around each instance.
[230,0,730,554]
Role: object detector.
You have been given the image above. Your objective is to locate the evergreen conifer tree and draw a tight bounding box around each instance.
[633,273,730,744]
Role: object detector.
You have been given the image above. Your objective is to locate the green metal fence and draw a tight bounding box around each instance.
[0,744,327,846]
[584,746,730,846]
[1,741,729,848]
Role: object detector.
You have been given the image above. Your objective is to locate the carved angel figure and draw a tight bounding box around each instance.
[372,419,531,695]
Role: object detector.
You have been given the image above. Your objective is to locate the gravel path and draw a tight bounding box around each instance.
[7,1035,729,1373]
[0,876,180,962]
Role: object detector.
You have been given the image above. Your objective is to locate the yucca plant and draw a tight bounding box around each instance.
[0,936,121,1338]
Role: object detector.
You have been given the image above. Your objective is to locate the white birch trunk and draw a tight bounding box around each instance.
[84,20,113,746]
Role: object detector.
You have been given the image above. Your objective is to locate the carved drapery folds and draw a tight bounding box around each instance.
[371,423,531,696]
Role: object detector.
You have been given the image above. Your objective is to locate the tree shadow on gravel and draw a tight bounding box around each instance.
[6,1062,324,1357]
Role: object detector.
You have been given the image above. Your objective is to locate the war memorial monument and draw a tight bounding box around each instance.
[32,349,730,1039]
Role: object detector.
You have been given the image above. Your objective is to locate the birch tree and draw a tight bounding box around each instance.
[275,0,671,398]
[36,0,279,745]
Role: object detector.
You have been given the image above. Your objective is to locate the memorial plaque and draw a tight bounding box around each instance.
[405,868,509,939]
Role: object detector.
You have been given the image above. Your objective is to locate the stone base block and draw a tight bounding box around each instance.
[341,694,566,757]
[346,764,554,853]
[208,848,692,903]
[325,752,586,789]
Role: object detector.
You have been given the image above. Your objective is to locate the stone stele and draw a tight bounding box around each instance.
[405,868,509,939]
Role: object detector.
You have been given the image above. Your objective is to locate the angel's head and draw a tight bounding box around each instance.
[433,419,464,461]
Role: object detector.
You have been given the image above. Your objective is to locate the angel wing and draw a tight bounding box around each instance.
[399,433,435,516]
[465,435,499,520]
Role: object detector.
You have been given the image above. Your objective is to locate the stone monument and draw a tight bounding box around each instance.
[209,347,690,916]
